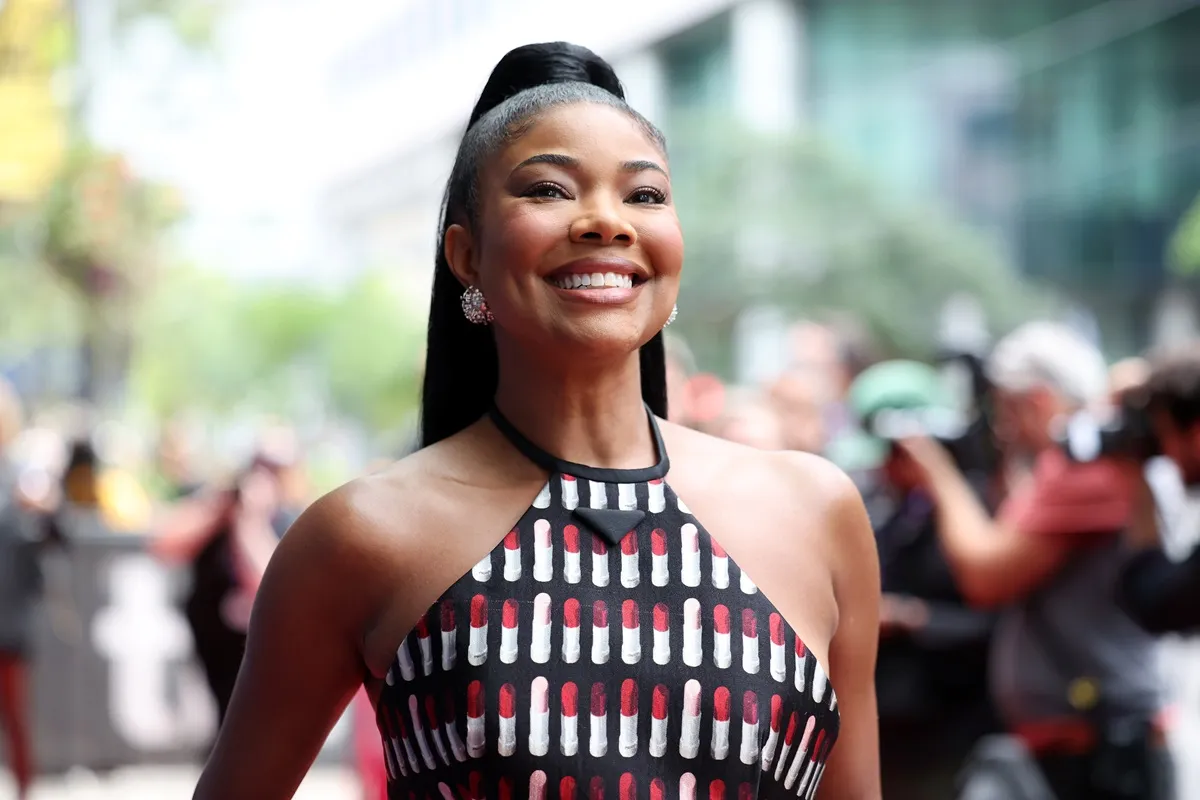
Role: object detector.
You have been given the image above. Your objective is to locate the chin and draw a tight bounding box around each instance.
[553,319,654,359]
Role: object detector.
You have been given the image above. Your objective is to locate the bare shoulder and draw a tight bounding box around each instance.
[661,421,876,597]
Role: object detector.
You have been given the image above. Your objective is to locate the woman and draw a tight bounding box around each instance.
[194,42,880,799]
[153,456,285,727]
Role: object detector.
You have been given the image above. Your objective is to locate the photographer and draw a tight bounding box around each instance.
[851,360,1000,800]
[1117,345,1200,634]
[897,322,1171,800]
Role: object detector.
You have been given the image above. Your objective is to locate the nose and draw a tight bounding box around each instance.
[569,198,636,246]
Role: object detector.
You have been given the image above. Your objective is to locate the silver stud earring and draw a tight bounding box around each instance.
[664,304,678,327]
[461,285,494,325]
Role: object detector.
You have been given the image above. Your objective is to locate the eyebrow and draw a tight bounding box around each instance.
[512,153,668,177]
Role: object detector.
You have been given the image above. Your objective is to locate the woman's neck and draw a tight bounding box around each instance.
[492,349,656,471]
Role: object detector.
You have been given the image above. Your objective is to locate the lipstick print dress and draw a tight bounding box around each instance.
[375,408,839,799]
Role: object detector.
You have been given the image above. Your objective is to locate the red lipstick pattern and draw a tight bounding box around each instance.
[375,471,838,799]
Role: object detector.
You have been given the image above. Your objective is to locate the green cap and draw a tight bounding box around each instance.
[848,359,953,422]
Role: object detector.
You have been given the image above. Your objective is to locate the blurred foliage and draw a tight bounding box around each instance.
[114,0,225,49]
[1168,193,1200,277]
[130,266,426,434]
[669,115,1048,368]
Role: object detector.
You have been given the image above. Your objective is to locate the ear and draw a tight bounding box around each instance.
[444,223,479,288]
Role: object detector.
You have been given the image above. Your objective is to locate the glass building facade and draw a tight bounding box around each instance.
[655,0,1200,352]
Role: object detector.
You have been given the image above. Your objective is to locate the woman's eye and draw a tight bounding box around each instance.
[524,182,570,200]
[628,187,667,204]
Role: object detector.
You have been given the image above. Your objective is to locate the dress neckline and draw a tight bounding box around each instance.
[487,402,670,484]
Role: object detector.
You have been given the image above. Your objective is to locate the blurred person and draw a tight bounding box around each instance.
[769,372,827,453]
[848,361,999,800]
[51,437,153,534]
[194,42,881,800]
[713,387,787,450]
[896,322,1170,800]
[152,455,286,728]
[0,381,64,800]
[663,330,698,426]
[1114,345,1200,634]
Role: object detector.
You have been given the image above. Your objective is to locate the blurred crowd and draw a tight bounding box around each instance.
[3,314,1200,800]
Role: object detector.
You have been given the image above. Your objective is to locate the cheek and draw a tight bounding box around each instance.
[480,207,563,278]
[639,217,685,277]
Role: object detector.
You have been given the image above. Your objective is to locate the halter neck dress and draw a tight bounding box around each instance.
[374,408,840,800]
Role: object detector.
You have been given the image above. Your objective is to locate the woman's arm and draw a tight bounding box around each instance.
[812,466,882,800]
[193,485,395,800]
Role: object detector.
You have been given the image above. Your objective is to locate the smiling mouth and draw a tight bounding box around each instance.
[547,272,638,290]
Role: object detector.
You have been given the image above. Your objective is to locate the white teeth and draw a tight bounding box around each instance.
[549,273,635,290]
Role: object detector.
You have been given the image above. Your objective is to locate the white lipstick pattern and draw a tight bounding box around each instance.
[711,686,731,760]
[466,680,485,758]
[503,529,521,582]
[619,678,639,757]
[588,480,608,509]
[679,773,697,800]
[592,534,610,587]
[806,740,832,799]
[530,769,548,800]
[471,551,492,582]
[812,664,828,706]
[774,711,801,782]
[439,600,456,672]
[683,598,702,668]
[563,524,582,584]
[533,519,553,582]
[651,528,669,587]
[560,681,579,756]
[680,679,701,759]
[760,694,784,772]
[739,690,760,765]
[467,594,488,667]
[563,597,581,663]
[648,478,666,513]
[650,683,668,757]
[380,707,407,778]
[710,538,730,589]
[394,635,416,683]
[498,683,516,757]
[783,715,816,790]
[740,567,758,595]
[794,637,807,694]
[592,600,610,664]
[408,694,436,770]
[796,729,827,797]
[652,602,670,665]
[423,695,451,766]
[621,531,640,588]
[681,523,701,587]
[622,599,642,665]
[500,599,519,664]
[589,682,608,757]
[769,613,786,682]
[529,676,550,757]
[414,615,434,677]
[441,690,468,762]
[561,474,579,510]
[742,609,760,675]
[531,592,552,664]
[618,482,638,510]
[713,604,732,669]
[533,481,551,509]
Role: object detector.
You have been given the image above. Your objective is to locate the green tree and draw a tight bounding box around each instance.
[1168,193,1200,277]
[669,116,1047,372]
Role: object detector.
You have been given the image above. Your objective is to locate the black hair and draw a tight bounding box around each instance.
[420,42,670,448]
[1145,345,1200,429]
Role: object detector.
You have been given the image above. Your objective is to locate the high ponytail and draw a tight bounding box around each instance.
[420,43,669,448]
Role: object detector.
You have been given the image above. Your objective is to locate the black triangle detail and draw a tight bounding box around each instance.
[572,508,646,547]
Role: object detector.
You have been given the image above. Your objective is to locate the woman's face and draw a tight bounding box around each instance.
[447,103,684,360]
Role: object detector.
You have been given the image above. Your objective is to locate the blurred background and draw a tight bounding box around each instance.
[2,0,1200,798]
